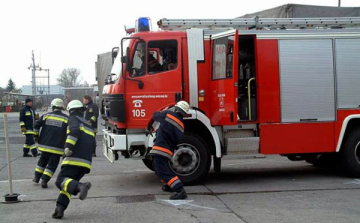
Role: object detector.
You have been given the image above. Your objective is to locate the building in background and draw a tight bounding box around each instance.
[64,87,95,105]
[21,85,64,95]
[20,85,65,110]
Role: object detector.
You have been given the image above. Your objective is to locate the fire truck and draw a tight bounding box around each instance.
[102,17,360,185]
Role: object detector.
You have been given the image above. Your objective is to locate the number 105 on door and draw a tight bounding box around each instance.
[132,109,146,117]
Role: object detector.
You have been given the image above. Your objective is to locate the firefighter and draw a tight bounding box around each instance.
[147,101,190,200]
[19,98,39,157]
[83,95,99,157]
[32,98,68,188]
[52,100,95,219]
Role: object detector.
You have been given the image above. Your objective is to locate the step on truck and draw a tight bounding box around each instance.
[101,17,360,185]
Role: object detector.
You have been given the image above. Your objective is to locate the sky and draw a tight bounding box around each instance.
[0,0,359,89]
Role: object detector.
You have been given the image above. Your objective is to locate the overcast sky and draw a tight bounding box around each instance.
[0,0,358,89]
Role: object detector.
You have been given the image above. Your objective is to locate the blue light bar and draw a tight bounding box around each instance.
[136,17,152,32]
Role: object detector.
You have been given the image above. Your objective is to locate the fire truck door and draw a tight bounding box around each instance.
[125,39,182,128]
[210,30,239,125]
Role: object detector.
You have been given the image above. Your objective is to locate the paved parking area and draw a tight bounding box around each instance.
[1,113,360,223]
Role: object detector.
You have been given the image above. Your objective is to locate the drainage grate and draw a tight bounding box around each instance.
[116,195,156,204]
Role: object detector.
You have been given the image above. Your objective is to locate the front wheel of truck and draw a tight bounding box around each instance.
[169,133,211,186]
[142,158,154,171]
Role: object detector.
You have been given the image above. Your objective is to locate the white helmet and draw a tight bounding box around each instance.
[67,100,84,111]
[51,98,64,109]
[175,100,190,116]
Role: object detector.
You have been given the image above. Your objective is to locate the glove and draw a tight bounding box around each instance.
[35,114,39,120]
[87,120,93,125]
[64,148,73,156]
[21,127,26,133]
[34,135,39,143]
[145,126,154,137]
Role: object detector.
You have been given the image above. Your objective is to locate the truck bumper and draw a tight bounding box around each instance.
[102,129,126,163]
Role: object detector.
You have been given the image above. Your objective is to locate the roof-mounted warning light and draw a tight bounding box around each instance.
[136,17,152,32]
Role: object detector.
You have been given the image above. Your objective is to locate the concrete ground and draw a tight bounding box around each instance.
[1,112,360,223]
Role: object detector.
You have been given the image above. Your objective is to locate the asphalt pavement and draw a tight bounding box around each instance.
[1,112,360,223]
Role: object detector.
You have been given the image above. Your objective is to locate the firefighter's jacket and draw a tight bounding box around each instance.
[84,101,99,130]
[148,110,184,159]
[19,105,37,134]
[34,110,69,155]
[62,114,96,173]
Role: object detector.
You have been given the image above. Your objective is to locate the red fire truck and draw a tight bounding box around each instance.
[102,17,360,185]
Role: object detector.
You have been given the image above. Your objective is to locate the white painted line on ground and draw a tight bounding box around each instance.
[0,179,31,183]
[344,179,360,185]
[158,199,218,210]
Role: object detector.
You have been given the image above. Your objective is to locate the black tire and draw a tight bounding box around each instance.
[169,133,211,186]
[142,158,154,172]
[342,127,360,177]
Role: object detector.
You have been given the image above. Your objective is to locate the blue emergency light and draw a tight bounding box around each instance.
[136,17,152,32]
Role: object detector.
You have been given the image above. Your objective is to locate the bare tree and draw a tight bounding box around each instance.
[57,68,83,87]
[82,81,90,87]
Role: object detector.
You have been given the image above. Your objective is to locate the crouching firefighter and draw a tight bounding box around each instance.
[52,100,96,219]
[19,98,39,157]
[147,101,190,200]
[32,98,68,188]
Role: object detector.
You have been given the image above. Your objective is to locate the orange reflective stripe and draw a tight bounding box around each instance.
[167,176,179,186]
[166,114,184,129]
[153,146,173,156]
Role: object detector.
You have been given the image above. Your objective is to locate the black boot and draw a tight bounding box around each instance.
[52,206,65,219]
[23,154,32,157]
[77,182,91,200]
[32,176,40,183]
[162,185,173,192]
[32,153,40,157]
[170,188,187,200]
[40,179,48,188]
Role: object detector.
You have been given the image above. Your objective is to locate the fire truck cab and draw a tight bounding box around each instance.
[102,17,360,185]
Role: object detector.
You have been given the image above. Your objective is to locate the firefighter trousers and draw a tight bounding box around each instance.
[153,155,183,191]
[23,134,38,155]
[55,166,88,209]
[34,152,61,183]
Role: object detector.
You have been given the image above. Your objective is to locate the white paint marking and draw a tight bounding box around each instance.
[0,179,31,183]
[344,179,360,185]
[158,199,218,211]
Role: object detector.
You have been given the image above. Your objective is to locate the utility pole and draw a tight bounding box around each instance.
[29,51,43,96]
[31,51,36,96]
[338,0,341,7]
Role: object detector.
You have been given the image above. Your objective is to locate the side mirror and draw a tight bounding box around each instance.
[112,47,119,64]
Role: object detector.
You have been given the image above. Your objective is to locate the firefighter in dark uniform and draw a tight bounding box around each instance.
[52,100,95,219]
[83,95,99,157]
[147,101,190,200]
[32,98,68,188]
[19,98,39,157]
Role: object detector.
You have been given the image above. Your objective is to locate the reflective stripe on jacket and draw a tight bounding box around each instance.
[84,101,99,130]
[62,114,96,173]
[34,110,68,154]
[148,110,184,159]
[19,106,36,132]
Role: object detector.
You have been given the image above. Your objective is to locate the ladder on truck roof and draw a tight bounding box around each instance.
[158,17,360,30]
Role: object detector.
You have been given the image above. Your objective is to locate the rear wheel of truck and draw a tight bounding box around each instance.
[342,127,360,177]
[169,133,211,186]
